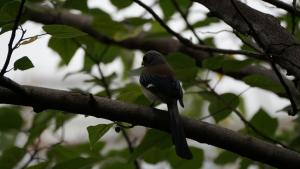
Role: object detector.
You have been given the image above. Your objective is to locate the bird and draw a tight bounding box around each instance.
[139,50,193,159]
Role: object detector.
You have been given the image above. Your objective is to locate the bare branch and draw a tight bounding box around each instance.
[133,0,264,59]
[0,0,26,77]
[261,0,300,16]
[170,0,204,44]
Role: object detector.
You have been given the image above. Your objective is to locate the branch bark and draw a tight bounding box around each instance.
[193,0,300,80]
[0,85,299,168]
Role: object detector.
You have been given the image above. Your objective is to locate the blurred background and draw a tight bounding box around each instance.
[0,0,298,169]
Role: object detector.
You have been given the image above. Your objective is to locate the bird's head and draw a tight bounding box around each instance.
[142,50,166,66]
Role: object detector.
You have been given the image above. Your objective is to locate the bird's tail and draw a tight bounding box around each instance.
[167,100,193,159]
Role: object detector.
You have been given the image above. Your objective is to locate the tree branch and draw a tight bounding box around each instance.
[193,0,300,80]
[0,84,299,168]
[261,0,300,16]
[0,0,26,77]
[132,0,263,59]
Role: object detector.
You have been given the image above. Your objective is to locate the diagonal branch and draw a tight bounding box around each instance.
[230,0,298,115]
[0,84,299,168]
[132,0,264,59]
[0,0,26,77]
[170,0,204,44]
[261,0,300,16]
[193,0,300,80]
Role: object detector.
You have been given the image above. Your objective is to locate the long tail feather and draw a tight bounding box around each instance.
[167,100,193,159]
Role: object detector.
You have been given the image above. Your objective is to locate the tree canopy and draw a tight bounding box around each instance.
[1,0,300,168]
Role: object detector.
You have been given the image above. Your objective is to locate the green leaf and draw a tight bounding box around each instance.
[202,56,225,70]
[93,17,127,38]
[240,158,253,169]
[43,25,87,38]
[47,144,84,163]
[0,0,11,8]
[193,17,219,28]
[183,95,204,118]
[54,112,75,131]
[122,17,151,26]
[110,0,132,9]
[0,146,26,169]
[0,132,17,151]
[222,59,254,72]
[129,129,172,162]
[0,107,23,131]
[52,157,98,169]
[199,92,239,122]
[101,45,120,63]
[168,147,204,169]
[166,52,197,83]
[250,109,278,137]
[14,56,34,71]
[87,123,113,149]
[243,75,284,93]
[0,23,13,34]
[101,148,136,168]
[26,162,49,169]
[120,49,134,77]
[48,37,78,65]
[27,111,54,145]
[0,1,21,22]
[214,151,239,165]
[159,0,175,20]
[116,84,146,104]
[63,0,88,11]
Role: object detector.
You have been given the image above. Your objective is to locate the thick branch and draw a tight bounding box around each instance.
[193,0,300,80]
[0,85,299,168]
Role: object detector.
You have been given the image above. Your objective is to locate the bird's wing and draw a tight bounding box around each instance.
[139,73,183,105]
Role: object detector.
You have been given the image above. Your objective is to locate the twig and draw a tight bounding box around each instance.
[0,0,26,77]
[132,0,264,59]
[94,47,112,98]
[291,0,297,35]
[75,40,140,169]
[204,83,292,150]
[13,25,26,50]
[230,0,298,116]
[121,127,140,169]
[233,30,263,53]
[170,0,204,44]
[20,139,41,169]
[261,0,300,17]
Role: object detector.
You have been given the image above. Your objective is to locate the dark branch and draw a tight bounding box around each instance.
[132,0,263,59]
[170,0,204,44]
[230,0,298,115]
[261,0,300,16]
[0,85,299,168]
[0,0,26,77]
[193,0,300,79]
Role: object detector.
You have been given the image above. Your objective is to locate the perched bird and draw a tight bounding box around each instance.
[139,50,193,159]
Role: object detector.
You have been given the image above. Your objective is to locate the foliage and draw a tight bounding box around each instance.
[0,0,299,169]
